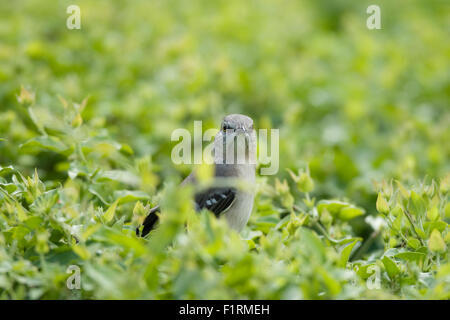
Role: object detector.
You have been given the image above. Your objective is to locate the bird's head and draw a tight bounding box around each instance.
[214,114,256,165]
[220,114,254,133]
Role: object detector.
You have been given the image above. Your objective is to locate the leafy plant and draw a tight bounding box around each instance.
[0,0,448,299]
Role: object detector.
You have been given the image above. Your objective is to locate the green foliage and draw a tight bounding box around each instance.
[0,0,448,299]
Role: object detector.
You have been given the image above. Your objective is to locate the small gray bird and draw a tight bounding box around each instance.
[138,114,256,237]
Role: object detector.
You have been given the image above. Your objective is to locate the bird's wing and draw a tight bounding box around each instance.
[182,169,236,216]
[138,205,160,237]
[138,172,236,237]
[194,187,236,217]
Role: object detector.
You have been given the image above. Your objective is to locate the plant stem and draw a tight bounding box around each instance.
[293,204,339,244]
[403,209,425,247]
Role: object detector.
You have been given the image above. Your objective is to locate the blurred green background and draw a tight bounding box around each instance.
[1,0,449,204]
[0,0,449,299]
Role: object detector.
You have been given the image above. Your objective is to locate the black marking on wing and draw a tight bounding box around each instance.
[137,205,160,237]
[194,187,236,217]
[138,188,236,237]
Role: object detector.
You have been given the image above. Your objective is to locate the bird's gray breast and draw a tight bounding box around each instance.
[223,189,254,231]
[215,163,255,232]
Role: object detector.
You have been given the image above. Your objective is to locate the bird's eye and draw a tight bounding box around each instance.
[222,122,233,131]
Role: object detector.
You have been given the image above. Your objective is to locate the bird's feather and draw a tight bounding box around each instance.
[194,187,236,217]
[138,187,236,237]
[138,205,160,237]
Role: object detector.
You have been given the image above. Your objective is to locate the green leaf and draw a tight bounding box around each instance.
[114,190,150,204]
[15,202,28,221]
[28,106,45,134]
[103,199,119,223]
[253,215,279,233]
[410,191,426,217]
[24,216,43,229]
[414,226,427,240]
[423,221,447,234]
[20,136,68,154]
[0,183,17,193]
[339,206,364,220]
[81,224,101,242]
[407,237,421,250]
[299,228,326,263]
[317,200,364,220]
[339,239,360,267]
[68,162,91,180]
[394,252,426,262]
[445,203,450,219]
[30,189,59,214]
[72,244,91,260]
[382,256,400,279]
[97,170,140,186]
[426,206,439,221]
[317,200,348,216]
[395,180,410,199]
[376,193,390,214]
[428,229,446,253]
[297,172,314,193]
[0,165,15,177]
[105,229,147,257]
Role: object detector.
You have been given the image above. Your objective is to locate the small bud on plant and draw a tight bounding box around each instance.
[275,179,294,208]
[71,112,83,127]
[376,192,389,214]
[445,203,450,219]
[17,86,35,106]
[36,230,49,254]
[440,174,450,193]
[320,208,333,228]
[426,206,439,221]
[287,168,314,193]
[297,172,314,193]
[133,201,149,225]
[428,229,446,253]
